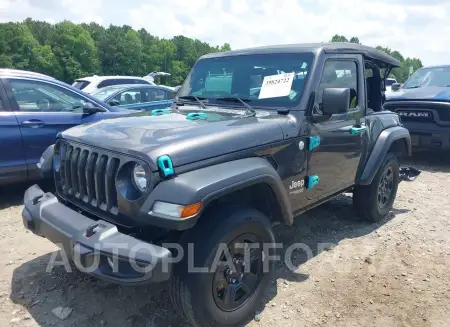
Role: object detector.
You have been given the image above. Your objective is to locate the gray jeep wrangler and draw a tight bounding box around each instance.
[22,43,420,327]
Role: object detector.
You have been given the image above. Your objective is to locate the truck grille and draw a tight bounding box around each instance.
[384,101,450,123]
[58,141,120,215]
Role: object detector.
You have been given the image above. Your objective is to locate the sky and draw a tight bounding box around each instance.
[0,0,449,66]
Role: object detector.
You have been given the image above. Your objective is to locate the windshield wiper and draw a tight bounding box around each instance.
[404,85,420,89]
[216,97,256,117]
[177,95,207,109]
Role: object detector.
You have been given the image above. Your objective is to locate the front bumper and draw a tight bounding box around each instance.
[22,185,172,285]
[401,121,450,151]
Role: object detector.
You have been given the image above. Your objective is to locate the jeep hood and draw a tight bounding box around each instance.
[388,86,450,102]
[60,108,288,170]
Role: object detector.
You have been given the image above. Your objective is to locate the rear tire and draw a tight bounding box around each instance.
[169,205,275,327]
[353,152,400,222]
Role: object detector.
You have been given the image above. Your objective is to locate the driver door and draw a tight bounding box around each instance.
[3,78,91,174]
[304,57,365,202]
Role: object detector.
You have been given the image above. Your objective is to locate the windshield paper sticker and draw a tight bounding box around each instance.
[258,72,295,99]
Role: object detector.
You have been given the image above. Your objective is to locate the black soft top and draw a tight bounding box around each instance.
[201,42,400,68]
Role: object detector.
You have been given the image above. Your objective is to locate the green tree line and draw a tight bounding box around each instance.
[0,20,423,87]
[0,18,231,86]
[331,34,423,82]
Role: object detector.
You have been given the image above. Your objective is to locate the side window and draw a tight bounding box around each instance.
[9,79,90,113]
[316,60,358,110]
[131,79,149,85]
[166,90,175,99]
[113,89,143,105]
[98,79,119,88]
[142,89,167,102]
[99,79,148,89]
[154,89,166,101]
[0,98,3,111]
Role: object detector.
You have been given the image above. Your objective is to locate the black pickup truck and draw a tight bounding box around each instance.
[22,43,419,327]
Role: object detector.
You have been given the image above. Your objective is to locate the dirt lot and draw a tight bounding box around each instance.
[0,154,449,327]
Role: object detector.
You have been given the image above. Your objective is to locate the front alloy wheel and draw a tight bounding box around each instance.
[169,205,275,327]
[213,234,263,312]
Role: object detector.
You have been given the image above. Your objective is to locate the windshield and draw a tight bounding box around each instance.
[403,66,450,89]
[177,52,314,108]
[72,80,90,90]
[91,85,126,100]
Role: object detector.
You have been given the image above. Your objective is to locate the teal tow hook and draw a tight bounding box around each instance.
[157,155,174,178]
[186,112,208,120]
[152,108,172,116]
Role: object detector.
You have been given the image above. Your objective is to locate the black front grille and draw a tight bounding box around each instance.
[384,101,450,123]
[58,141,120,214]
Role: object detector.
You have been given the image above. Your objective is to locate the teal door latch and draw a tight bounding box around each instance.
[349,125,367,134]
[308,136,321,151]
[306,175,320,189]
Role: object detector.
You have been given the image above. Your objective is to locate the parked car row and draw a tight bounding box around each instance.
[0,68,177,185]
[2,57,449,188]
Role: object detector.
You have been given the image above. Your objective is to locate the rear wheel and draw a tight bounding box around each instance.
[353,153,400,222]
[169,205,275,327]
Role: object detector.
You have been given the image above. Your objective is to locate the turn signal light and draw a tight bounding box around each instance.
[152,201,202,219]
[180,202,202,218]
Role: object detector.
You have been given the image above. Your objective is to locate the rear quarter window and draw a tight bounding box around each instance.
[98,79,150,88]
[73,80,90,90]
[130,79,150,84]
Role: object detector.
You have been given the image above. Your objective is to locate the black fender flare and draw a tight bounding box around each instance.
[141,157,293,229]
[358,126,411,185]
[38,144,55,180]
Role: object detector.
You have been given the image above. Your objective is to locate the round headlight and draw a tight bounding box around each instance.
[132,164,148,192]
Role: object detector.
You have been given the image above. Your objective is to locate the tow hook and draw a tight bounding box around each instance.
[85,223,100,238]
[32,194,44,205]
[399,167,421,182]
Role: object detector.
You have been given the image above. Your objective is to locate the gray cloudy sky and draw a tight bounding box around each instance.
[0,0,448,66]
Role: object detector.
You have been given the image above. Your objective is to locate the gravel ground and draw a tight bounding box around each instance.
[0,153,449,327]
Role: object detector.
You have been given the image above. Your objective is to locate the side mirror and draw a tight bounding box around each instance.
[322,88,350,115]
[391,83,401,91]
[108,99,120,107]
[83,102,107,114]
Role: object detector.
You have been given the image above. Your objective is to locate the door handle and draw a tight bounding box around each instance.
[349,125,367,134]
[21,119,45,128]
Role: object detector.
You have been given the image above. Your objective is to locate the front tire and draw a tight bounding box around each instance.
[353,152,400,222]
[169,205,275,327]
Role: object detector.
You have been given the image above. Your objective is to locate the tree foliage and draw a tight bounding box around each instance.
[331,34,360,44]
[0,21,424,86]
[330,35,423,82]
[0,18,231,85]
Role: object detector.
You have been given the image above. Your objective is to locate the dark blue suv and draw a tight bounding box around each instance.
[0,69,137,185]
